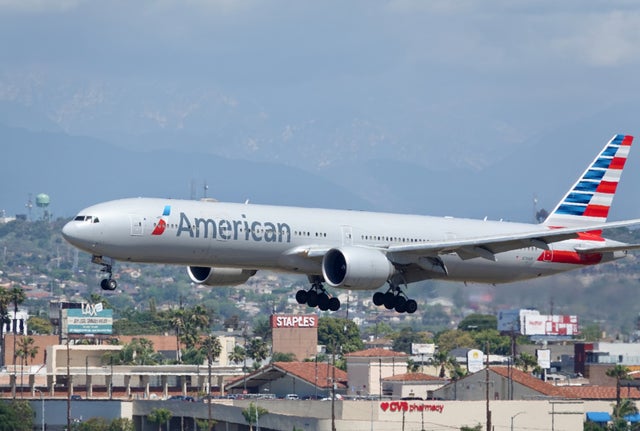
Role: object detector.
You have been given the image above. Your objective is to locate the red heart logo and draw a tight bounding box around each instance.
[380,402,389,411]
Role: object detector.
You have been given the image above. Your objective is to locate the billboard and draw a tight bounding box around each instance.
[537,349,551,369]
[467,349,484,373]
[411,343,435,355]
[270,314,318,329]
[63,306,113,335]
[523,314,578,336]
[498,309,579,337]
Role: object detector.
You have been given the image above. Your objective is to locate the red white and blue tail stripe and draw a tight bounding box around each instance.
[543,134,633,228]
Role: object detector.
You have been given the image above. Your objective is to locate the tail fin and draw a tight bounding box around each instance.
[543,134,633,228]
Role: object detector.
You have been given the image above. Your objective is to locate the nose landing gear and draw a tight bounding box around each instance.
[92,255,118,291]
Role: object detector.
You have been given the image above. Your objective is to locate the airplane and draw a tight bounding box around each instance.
[62,134,640,314]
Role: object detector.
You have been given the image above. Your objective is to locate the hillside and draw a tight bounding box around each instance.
[0,218,639,338]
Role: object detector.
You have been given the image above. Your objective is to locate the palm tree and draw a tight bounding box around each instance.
[0,287,12,368]
[242,402,268,431]
[15,336,37,398]
[606,364,631,408]
[228,345,246,365]
[147,407,172,431]
[182,305,210,349]
[246,338,269,369]
[8,287,25,369]
[174,305,211,354]
[169,309,185,363]
[432,350,450,378]
[200,335,221,431]
[612,397,638,421]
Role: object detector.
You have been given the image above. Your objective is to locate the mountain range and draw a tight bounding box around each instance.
[1,80,640,225]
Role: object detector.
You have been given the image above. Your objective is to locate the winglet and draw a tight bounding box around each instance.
[543,134,633,228]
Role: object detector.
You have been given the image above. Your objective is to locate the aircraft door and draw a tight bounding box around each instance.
[130,215,144,236]
[341,226,353,246]
[541,249,553,262]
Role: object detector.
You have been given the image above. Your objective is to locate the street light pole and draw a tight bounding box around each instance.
[243,325,248,394]
[34,388,44,431]
[510,411,525,431]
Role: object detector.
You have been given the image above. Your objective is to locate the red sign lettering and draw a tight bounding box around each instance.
[380,402,444,414]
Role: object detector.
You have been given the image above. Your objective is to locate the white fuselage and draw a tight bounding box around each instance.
[61,197,624,287]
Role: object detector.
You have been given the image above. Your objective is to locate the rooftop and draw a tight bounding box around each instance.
[382,372,446,382]
[226,361,347,391]
[345,348,407,358]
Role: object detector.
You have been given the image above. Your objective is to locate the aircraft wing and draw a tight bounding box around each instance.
[387,218,640,261]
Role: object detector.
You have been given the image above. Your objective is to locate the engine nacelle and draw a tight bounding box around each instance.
[322,247,394,290]
[188,266,257,286]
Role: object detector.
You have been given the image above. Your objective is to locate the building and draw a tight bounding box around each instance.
[345,348,408,397]
[1,309,28,337]
[225,361,347,398]
[270,314,318,360]
[433,366,573,401]
[575,342,640,378]
[382,372,448,399]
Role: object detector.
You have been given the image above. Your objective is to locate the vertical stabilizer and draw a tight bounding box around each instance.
[543,134,633,228]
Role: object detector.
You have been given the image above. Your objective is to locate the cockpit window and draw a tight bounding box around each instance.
[74,215,98,223]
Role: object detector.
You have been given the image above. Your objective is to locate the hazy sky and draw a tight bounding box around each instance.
[1,1,640,219]
[3,1,639,129]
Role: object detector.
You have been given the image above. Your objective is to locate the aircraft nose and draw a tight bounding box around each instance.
[61,220,78,244]
[62,219,94,250]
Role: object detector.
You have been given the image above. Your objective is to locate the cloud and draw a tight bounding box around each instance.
[554,10,640,67]
[0,0,83,13]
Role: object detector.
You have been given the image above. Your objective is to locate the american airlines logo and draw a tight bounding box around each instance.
[151,205,171,236]
[176,212,291,243]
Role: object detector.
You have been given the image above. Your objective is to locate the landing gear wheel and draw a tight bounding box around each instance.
[405,299,418,314]
[372,280,419,314]
[318,293,330,311]
[394,296,407,313]
[383,292,396,310]
[372,292,385,306]
[328,297,341,311]
[296,277,341,312]
[295,289,308,304]
[101,278,117,291]
[93,256,117,291]
[306,291,319,308]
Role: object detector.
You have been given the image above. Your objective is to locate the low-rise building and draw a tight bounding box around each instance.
[345,348,409,397]
[225,361,347,398]
[433,366,574,401]
[382,372,448,399]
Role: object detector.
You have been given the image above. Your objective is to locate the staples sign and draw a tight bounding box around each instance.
[271,315,318,328]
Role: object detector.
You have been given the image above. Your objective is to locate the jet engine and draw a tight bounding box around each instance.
[322,247,394,290]
[188,266,257,286]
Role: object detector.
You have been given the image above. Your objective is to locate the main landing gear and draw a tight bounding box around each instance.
[372,283,417,314]
[92,255,117,291]
[296,276,341,311]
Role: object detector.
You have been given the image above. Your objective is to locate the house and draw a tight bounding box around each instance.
[432,366,576,401]
[225,361,347,398]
